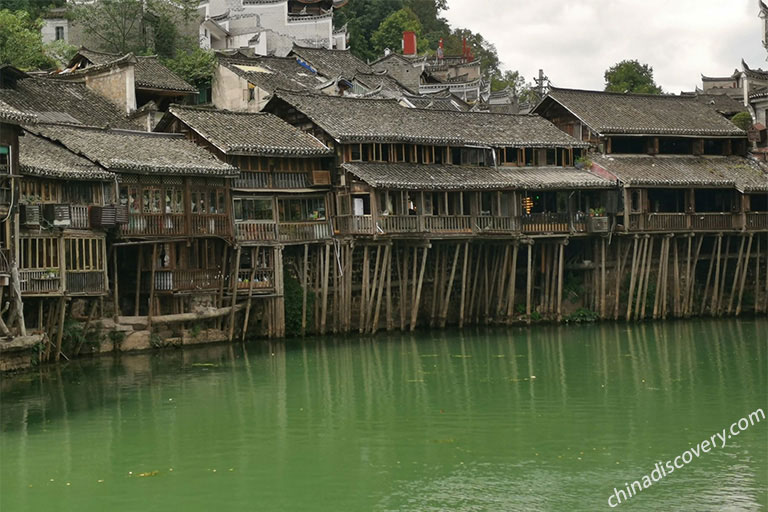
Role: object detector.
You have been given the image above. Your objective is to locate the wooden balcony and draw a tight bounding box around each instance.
[475,216,520,234]
[121,213,232,238]
[424,215,472,234]
[146,269,223,293]
[627,212,742,232]
[70,205,90,229]
[233,269,275,293]
[20,269,62,295]
[235,220,331,242]
[334,215,375,236]
[378,215,420,234]
[232,171,330,190]
[746,212,768,230]
[691,213,738,231]
[522,213,575,234]
[66,270,106,294]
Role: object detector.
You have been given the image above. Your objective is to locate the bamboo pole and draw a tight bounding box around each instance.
[320,242,331,335]
[409,245,429,331]
[735,234,753,316]
[227,246,242,342]
[459,242,469,328]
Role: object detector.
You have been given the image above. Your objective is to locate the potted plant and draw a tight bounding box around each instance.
[587,207,610,233]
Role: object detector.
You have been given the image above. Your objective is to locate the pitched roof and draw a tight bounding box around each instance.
[401,90,469,111]
[68,48,196,93]
[0,76,139,129]
[291,46,375,80]
[161,105,333,156]
[0,99,36,124]
[269,91,589,148]
[538,88,746,137]
[591,154,768,192]
[691,93,748,116]
[342,162,611,191]
[27,124,237,177]
[19,132,115,181]
[219,55,324,94]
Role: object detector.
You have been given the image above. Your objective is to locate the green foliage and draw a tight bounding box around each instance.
[0,9,55,70]
[333,0,405,62]
[604,59,662,94]
[564,308,599,323]
[283,270,314,338]
[61,316,103,354]
[371,8,427,56]
[575,155,593,169]
[162,48,216,89]
[69,0,147,55]
[149,332,164,349]
[731,112,753,131]
[44,39,77,67]
[0,0,64,19]
[108,329,125,348]
[189,323,202,338]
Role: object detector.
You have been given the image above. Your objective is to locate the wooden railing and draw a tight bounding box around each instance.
[690,213,736,231]
[424,215,472,233]
[278,221,331,242]
[475,216,520,233]
[334,215,375,235]
[233,171,313,189]
[521,213,571,233]
[148,269,223,292]
[66,271,105,294]
[191,214,231,237]
[746,212,768,230]
[121,213,186,236]
[378,215,420,234]
[646,213,689,231]
[233,269,275,292]
[70,205,90,229]
[19,269,61,294]
[236,221,278,241]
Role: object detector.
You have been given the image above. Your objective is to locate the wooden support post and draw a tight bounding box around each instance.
[660,236,670,319]
[672,237,680,317]
[386,243,393,332]
[755,236,762,314]
[735,234,753,316]
[134,245,143,316]
[459,242,469,328]
[727,235,746,315]
[410,245,429,331]
[320,242,331,335]
[600,238,606,319]
[147,244,158,330]
[112,248,120,320]
[227,246,242,342]
[495,245,510,319]
[371,244,390,334]
[359,245,369,333]
[701,235,719,315]
[54,297,67,362]
[639,236,654,320]
[241,266,257,342]
[525,242,533,324]
[216,245,229,331]
[626,236,640,321]
[505,243,519,323]
[301,244,309,336]
[439,243,461,328]
[715,236,730,316]
[653,237,665,320]
[557,241,565,322]
[366,246,382,331]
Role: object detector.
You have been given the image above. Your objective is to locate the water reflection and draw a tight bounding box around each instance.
[1,319,766,511]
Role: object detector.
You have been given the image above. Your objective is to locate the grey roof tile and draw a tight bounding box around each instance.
[28,124,237,177]
[271,91,589,148]
[541,88,746,137]
[164,105,333,156]
[342,162,611,190]
[19,132,115,181]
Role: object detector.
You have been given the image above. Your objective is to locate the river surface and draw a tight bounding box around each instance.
[1,320,766,511]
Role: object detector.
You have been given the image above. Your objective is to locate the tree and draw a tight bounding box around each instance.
[491,69,537,104]
[371,8,427,56]
[731,112,753,131]
[604,59,662,94]
[162,48,216,90]
[0,10,55,70]
[443,28,500,80]
[333,0,405,62]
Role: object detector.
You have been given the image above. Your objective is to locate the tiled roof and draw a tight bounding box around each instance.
[19,132,115,181]
[0,99,36,124]
[220,55,324,94]
[592,154,768,192]
[342,162,611,190]
[162,105,333,156]
[401,91,469,111]
[269,91,589,148]
[0,76,139,129]
[691,93,748,116]
[28,124,238,177]
[539,88,746,137]
[291,46,374,80]
[69,49,196,93]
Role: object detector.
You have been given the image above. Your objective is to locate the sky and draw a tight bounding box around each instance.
[442,0,767,93]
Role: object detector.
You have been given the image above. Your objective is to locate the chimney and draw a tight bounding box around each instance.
[403,31,417,56]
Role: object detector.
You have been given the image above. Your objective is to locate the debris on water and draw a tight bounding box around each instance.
[407,379,424,382]
[419,354,439,358]
[451,354,471,358]
[97,480,104,483]
[191,363,217,368]
[137,471,159,477]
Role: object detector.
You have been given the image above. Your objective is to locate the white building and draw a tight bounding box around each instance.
[199,0,348,56]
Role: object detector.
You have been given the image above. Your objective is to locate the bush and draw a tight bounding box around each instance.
[284,270,314,337]
[732,112,753,131]
[564,308,599,323]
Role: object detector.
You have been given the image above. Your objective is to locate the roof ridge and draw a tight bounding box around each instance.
[35,122,185,138]
[169,104,272,116]
[550,87,695,100]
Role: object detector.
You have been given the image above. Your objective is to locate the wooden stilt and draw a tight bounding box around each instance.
[735,234,753,316]
[320,243,331,335]
[727,235,746,315]
[626,236,640,321]
[557,241,565,322]
[506,243,519,323]
[755,236,761,314]
[134,245,143,316]
[227,246,242,342]
[715,235,730,316]
[301,244,309,336]
[459,242,469,328]
[147,244,158,330]
[386,243,393,331]
[240,266,257,342]
[371,244,390,334]
[359,245,369,333]
[525,242,533,324]
[672,237,680,317]
[701,235,719,315]
[410,245,429,331]
[439,244,461,328]
[54,297,67,362]
[600,238,606,319]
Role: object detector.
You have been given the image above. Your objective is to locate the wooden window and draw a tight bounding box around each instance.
[20,237,59,269]
[234,197,273,221]
[65,238,105,271]
[0,145,8,173]
[278,197,326,221]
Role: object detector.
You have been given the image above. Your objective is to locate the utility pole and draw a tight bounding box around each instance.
[534,69,550,102]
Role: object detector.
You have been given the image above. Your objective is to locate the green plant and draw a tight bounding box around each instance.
[731,112,752,131]
[108,330,125,348]
[564,308,599,323]
[575,155,593,169]
[589,207,606,217]
[189,323,202,338]
[283,270,314,337]
[149,332,164,349]
[530,311,542,321]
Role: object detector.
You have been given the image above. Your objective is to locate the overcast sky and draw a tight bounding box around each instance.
[442,0,766,93]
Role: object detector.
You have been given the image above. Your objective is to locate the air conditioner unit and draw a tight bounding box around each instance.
[43,204,71,227]
[90,205,117,228]
[20,204,41,227]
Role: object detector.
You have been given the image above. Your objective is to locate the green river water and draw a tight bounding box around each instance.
[1,320,766,511]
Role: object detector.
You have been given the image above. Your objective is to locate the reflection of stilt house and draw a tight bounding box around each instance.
[156,105,335,337]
